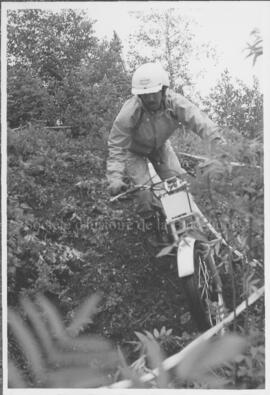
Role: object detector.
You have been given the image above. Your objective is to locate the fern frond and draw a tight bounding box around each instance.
[8,309,47,384]
[67,293,101,336]
[9,294,120,388]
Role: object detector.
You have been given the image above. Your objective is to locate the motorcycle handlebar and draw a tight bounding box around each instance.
[109,178,188,203]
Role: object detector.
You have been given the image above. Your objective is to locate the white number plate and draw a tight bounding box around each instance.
[161,190,194,221]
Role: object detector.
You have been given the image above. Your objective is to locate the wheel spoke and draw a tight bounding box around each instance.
[198,255,217,326]
[198,256,210,298]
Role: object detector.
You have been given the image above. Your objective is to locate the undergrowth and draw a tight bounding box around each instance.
[7,125,264,389]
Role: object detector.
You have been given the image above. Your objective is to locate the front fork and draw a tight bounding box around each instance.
[206,250,225,322]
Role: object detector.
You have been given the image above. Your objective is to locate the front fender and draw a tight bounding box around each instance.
[177,236,196,277]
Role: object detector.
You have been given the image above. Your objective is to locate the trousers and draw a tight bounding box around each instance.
[126,140,186,217]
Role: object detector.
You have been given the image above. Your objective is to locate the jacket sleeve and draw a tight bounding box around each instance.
[106,98,138,183]
[167,90,222,141]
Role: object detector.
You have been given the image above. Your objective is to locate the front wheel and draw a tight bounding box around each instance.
[182,241,225,331]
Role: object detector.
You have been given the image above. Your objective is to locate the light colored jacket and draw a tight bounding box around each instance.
[107,89,220,182]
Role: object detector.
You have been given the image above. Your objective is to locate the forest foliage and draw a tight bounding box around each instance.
[7,9,130,130]
[6,7,264,389]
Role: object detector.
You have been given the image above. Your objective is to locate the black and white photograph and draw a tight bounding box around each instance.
[1,0,269,392]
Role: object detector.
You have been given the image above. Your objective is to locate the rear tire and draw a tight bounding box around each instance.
[182,241,224,331]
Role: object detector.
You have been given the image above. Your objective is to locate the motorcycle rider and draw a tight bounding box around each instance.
[106,62,223,242]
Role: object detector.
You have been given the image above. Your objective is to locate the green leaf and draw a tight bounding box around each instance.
[135,331,148,344]
[35,294,67,339]
[143,338,169,388]
[8,309,47,384]
[67,293,101,336]
[160,326,166,336]
[177,334,247,382]
[156,243,176,258]
[20,296,55,358]
[144,330,155,341]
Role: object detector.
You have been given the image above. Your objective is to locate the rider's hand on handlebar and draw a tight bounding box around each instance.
[108,179,128,196]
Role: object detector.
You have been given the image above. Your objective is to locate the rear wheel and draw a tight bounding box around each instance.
[182,241,225,331]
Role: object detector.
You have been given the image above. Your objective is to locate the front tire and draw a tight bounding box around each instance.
[182,241,224,331]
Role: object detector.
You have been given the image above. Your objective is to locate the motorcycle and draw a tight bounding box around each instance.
[110,161,243,331]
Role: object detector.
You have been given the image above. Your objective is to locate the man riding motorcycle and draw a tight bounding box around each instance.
[106,63,223,242]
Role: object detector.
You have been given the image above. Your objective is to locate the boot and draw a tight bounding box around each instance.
[143,215,170,247]
[143,215,160,247]
[155,214,172,245]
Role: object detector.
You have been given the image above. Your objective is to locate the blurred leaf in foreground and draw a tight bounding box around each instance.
[8,294,119,388]
[176,334,247,387]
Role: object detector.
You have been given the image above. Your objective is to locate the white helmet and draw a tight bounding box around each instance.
[131,63,169,95]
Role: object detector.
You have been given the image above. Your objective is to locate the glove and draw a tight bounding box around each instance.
[108,179,128,196]
[179,171,190,182]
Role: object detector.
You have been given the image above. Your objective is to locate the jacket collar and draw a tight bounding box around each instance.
[136,94,167,115]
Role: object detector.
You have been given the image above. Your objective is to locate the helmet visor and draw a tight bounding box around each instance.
[132,83,162,95]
